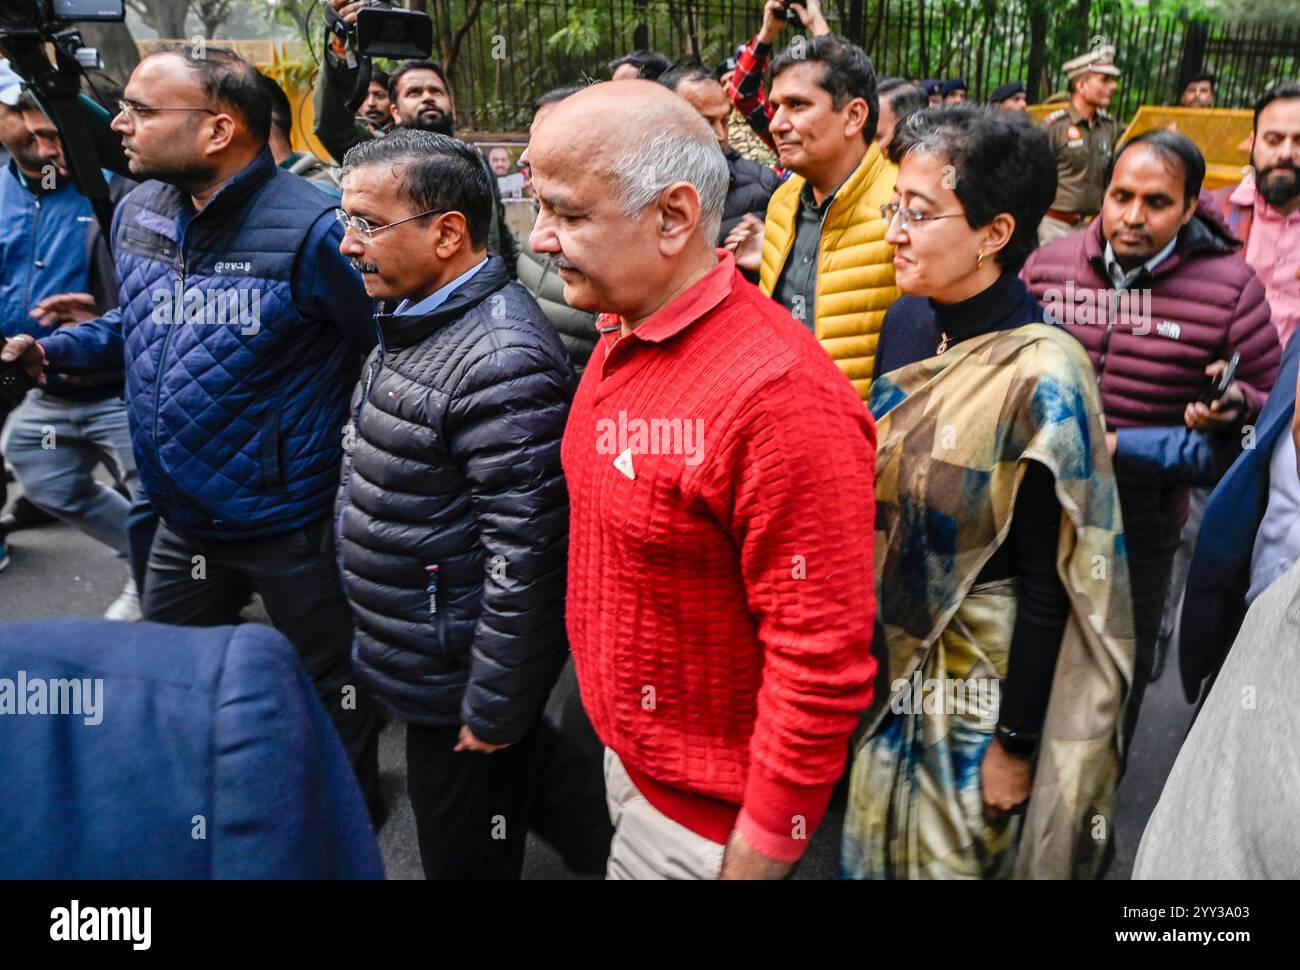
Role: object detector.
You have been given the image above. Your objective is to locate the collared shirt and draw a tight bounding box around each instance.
[394,257,487,316]
[1247,426,1300,604]
[1103,235,1178,290]
[1044,102,1120,215]
[1232,173,1300,347]
[771,180,836,332]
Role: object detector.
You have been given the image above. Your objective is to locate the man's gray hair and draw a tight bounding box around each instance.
[610,127,729,243]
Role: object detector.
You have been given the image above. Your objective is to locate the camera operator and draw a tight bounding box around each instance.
[0,45,384,823]
[0,70,136,612]
[312,0,517,273]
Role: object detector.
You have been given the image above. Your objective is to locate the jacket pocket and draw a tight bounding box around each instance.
[424,564,452,666]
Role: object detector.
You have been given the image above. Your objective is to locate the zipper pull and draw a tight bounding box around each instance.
[424,564,439,618]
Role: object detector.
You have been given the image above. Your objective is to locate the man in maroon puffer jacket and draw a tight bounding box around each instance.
[1022,130,1279,741]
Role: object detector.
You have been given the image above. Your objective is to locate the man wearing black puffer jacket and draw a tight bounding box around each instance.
[335,130,574,879]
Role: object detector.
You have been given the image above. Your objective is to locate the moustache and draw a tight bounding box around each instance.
[1259,161,1300,178]
[351,258,380,274]
[547,254,579,273]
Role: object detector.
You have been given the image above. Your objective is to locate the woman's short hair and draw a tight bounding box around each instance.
[893,104,1057,272]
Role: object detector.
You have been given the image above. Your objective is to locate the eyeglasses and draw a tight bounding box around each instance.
[335,207,448,244]
[880,202,966,231]
[116,100,219,121]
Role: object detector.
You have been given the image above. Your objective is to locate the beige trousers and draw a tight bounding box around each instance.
[603,749,726,880]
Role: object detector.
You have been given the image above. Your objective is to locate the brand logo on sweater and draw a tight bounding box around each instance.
[1155,320,1181,340]
[150,282,262,336]
[1041,282,1152,336]
[214,260,252,273]
[595,410,706,467]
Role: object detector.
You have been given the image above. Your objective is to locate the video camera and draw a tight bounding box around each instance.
[1,1,125,35]
[0,0,126,238]
[327,0,433,61]
[324,1,434,112]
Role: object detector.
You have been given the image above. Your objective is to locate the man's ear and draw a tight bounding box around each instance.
[205,112,236,155]
[433,211,471,259]
[843,98,869,141]
[656,183,702,256]
[1180,197,1198,227]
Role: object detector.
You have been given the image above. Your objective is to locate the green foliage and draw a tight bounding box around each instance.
[263,0,1297,129]
[547,8,602,56]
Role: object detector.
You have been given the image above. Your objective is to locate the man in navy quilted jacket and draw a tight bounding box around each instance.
[1,46,383,822]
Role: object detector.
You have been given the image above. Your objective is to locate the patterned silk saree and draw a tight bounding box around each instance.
[843,324,1135,880]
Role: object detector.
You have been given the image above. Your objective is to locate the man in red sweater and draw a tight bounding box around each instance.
[527,80,877,879]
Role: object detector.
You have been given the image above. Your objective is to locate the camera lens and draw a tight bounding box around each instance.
[0,0,46,31]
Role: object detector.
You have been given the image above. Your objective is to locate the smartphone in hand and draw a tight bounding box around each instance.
[1199,351,1241,406]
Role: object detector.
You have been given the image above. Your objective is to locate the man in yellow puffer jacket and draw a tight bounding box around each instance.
[730,34,899,400]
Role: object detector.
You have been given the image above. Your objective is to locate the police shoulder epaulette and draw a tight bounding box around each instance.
[1044,109,1069,124]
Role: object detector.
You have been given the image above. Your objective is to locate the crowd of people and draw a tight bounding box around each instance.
[1,0,1298,880]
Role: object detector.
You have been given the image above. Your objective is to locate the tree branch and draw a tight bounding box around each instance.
[447,0,488,76]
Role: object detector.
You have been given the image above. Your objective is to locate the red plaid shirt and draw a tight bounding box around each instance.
[726,36,778,156]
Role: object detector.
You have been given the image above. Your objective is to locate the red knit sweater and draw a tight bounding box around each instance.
[562,251,877,863]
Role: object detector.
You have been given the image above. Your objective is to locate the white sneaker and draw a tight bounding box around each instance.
[103,579,142,621]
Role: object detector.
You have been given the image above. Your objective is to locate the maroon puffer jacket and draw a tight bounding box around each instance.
[1021,204,1279,430]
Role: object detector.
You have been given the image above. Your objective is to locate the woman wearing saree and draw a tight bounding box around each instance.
[842,106,1135,880]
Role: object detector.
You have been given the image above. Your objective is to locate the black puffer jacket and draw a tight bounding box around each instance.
[336,255,574,744]
[719,147,782,244]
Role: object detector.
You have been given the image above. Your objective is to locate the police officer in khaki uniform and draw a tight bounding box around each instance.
[1038,46,1122,244]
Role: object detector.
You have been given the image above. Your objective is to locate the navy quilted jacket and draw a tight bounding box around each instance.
[39,149,375,539]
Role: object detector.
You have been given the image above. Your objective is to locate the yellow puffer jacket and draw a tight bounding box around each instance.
[759,143,898,399]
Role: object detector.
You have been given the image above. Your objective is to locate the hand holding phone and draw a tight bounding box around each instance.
[1198,351,1240,405]
[1185,352,1244,433]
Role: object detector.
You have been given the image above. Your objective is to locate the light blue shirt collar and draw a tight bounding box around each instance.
[1103,235,1178,290]
[395,257,488,316]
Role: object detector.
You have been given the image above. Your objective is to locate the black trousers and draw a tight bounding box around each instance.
[1114,479,1189,749]
[405,719,544,880]
[141,516,383,822]
[529,659,613,875]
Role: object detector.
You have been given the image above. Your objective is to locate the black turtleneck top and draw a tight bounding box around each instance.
[875,272,1071,736]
